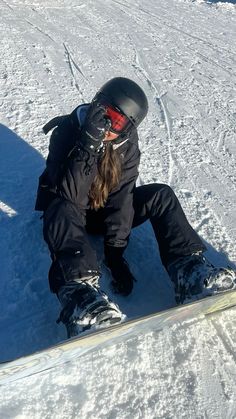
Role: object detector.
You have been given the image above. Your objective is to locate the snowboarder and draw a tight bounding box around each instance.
[35,77,236,337]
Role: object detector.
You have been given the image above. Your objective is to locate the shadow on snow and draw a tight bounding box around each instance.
[0,124,61,362]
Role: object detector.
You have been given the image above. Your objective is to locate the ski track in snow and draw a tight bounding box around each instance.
[0,0,236,417]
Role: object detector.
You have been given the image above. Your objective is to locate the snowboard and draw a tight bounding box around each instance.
[0,289,236,385]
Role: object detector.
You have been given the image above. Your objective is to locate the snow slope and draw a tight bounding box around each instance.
[0,0,235,417]
[1,308,236,419]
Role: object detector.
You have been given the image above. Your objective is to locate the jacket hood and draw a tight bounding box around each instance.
[76,103,90,127]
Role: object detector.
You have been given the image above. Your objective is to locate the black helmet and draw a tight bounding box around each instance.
[93,77,148,128]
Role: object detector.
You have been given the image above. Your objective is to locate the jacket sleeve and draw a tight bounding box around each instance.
[35,117,75,211]
[59,145,99,211]
[35,113,99,211]
[103,142,140,249]
[46,117,76,187]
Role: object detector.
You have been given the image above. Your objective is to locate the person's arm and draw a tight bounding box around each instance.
[45,118,75,187]
[103,140,140,295]
[58,103,109,210]
[35,117,74,211]
[104,137,140,249]
[59,146,99,210]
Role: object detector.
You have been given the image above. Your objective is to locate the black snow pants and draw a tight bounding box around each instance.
[43,183,206,293]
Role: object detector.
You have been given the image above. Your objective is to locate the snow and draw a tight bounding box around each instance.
[0,0,235,417]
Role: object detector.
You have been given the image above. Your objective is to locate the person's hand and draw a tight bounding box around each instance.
[110,258,134,296]
[79,103,111,152]
[105,246,135,296]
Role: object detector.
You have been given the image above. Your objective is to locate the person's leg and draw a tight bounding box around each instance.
[132,184,236,303]
[132,184,206,268]
[43,198,122,336]
[43,198,100,293]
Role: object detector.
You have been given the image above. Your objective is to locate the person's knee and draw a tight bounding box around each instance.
[158,184,174,196]
[153,183,175,204]
[150,184,177,216]
[43,199,85,252]
[44,199,84,230]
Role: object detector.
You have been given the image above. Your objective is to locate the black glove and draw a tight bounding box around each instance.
[79,102,111,152]
[105,246,135,296]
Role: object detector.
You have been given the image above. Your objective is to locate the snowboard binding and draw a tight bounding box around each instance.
[168,252,236,305]
[57,279,124,338]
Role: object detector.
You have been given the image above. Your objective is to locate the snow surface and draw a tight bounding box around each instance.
[0,0,236,417]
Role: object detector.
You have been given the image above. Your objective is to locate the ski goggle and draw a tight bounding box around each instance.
[104,105,130,134]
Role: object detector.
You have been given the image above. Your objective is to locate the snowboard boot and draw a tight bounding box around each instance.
[57,275,124,338]
[167,252,236,304]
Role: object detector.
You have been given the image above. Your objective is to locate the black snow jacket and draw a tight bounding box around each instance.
[35,104,141,249]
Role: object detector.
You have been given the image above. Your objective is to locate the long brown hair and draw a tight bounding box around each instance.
[89,142,122,210]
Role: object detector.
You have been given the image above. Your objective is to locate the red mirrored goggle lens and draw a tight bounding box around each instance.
[105,106,129,133]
